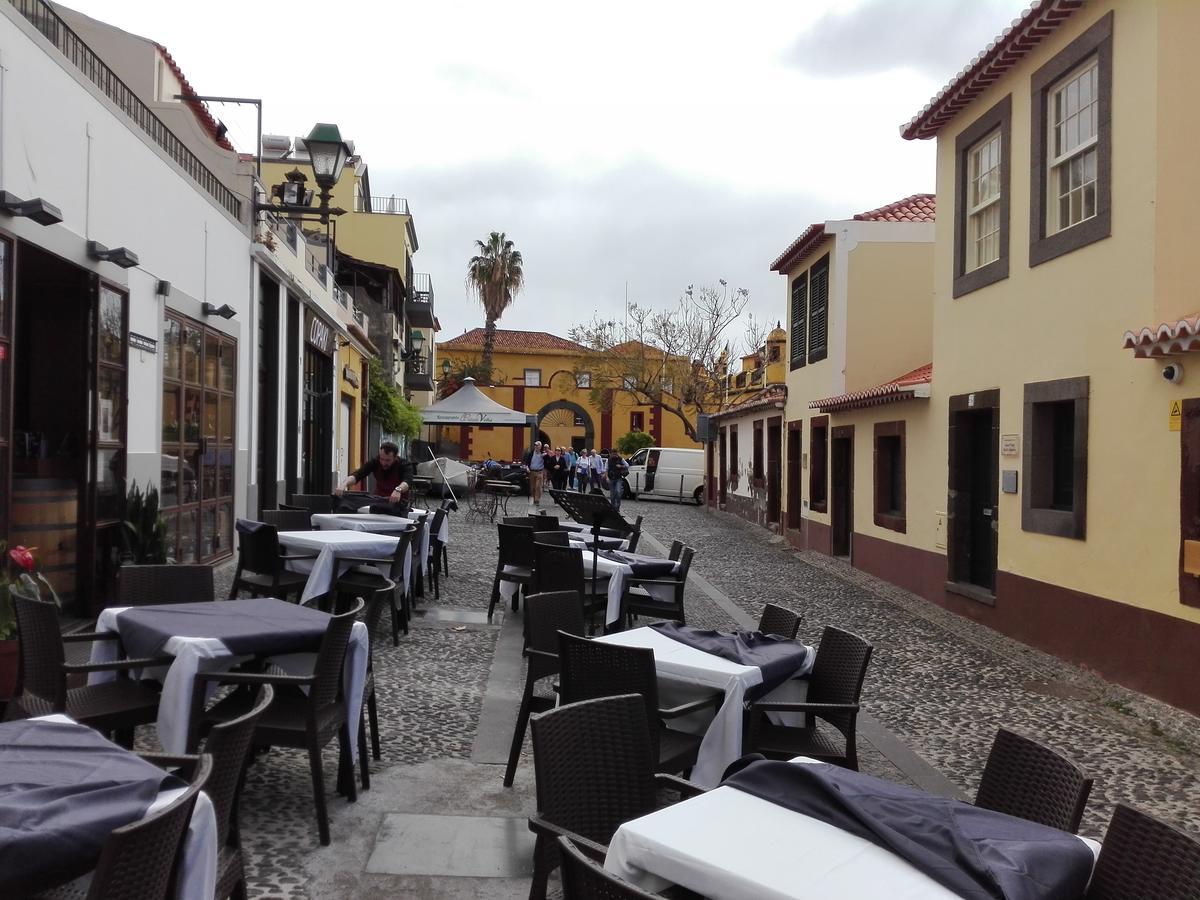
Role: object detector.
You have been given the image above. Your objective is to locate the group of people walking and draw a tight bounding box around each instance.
[521,442,629,511]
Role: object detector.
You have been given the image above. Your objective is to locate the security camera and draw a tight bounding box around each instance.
[1162,363,1185,385]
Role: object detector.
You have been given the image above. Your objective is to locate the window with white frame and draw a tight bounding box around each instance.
[1047,58,1099,235]
[575,371,591,388]
[524,368,541,386]
[967,130,1002,271]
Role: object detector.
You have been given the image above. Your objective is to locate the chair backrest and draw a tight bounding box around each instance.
[672,547,695,601]
[529,695,657,845]
[533,530,571,547]
[201,685,274,850]
[118,565,215,607]
[262,509,314,531]
[429,507,448,547]
[806,626,873,737]
[289,493,335,513]
[497,523,537,570]
[758,603,801,640]
[386,528,416,582]
[558,632,660,759]
[525,592,586,657]
[667,540,684,561]
[409,516,429,563]
[11,584,66,709]
[309,599,364,712]
[533,543,585,596]
[235,519,283,575]
[625,527,642,553]
[279,502,306,512]
[1086,804,1200,899]
[558,835,661,899]
[86,753,213,900]
[503,516,538,527]
[974,728,1093,833]
[530,514,560,531]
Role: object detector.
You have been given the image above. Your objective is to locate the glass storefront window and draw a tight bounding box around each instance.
[220,396,234,444]
[97,368,124,442]
[161,453,179,509]
[179,509,197,563]
[219,448,233,497]
[184,388,201,443]
[218,501,232,554]
[99,287,124,364]
[204,333,220,388]
[204,393,218,440]
[201,505,217,557]
[183,327,201,384]
[162,385,180,443]
[220,342,236,392]
[163,318,181,381]
[95,447,124,522]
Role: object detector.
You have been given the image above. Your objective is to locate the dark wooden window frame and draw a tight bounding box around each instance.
[786,419,802,530]
[808,254,831,364]
[630,410,645,432]
[953,95,1012,298]
[789,273,808,371]
[1029,11,1113,267]
[809,414,829,513]
[873,420,907,533]
[1022,376,1089,539]
[523,368,542,387]
[752,418,764,483]
[0,234,11,541]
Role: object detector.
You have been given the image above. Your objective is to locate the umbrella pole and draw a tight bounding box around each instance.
[427,447,459,507]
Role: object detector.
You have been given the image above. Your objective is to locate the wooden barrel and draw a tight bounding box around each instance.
[10,478,78,599]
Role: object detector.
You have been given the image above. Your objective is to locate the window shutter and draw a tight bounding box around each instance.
[808,256,830,363]
[789,276,807,370]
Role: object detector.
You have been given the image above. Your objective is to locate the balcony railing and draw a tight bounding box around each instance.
[404,350,435,390]
[406,272,435,327]
[353,193,410,215]
[11,0,243,220]
[305,247,327,286]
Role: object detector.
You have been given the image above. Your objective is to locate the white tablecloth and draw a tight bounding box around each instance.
[580,550,679,626]
[33,714,218,900]
[605,758,1101,899]
[567,535,630,551]
[596,627,813,786]
[278,529,400,603]
[308,517,415,592]
[87,606,369,762]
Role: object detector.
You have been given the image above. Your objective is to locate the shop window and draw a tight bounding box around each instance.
[524,368,541,387]
[630,411,644,431]
[1022,376,1088,539]
[873,421,906,533]
[809,416,828,513]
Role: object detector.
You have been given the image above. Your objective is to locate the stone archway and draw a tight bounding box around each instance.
[537,399,595,452]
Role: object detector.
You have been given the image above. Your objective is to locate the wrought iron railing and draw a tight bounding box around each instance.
[353,193,410,215]
[10,0,243,220]
[411,271,434,303]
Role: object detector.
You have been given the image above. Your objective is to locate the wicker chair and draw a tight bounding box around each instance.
[558,632,720,776]
[529,514,560,532]
[37,754,214,900]
[355,591,391,789]
[974,728,1093,833]
[5,588,165,745]
[747,625,873,770]
[409,515,431,603]
[489,524,537,620]
[531,543,607,630]
[532,530,571,547]
[758,603,802,640]
[1086,803,1200,899]
[622,547,695,627]
[334,527,413,646]
[228,519,315,602]
[190,600,363,846]
[503,516,540,527]
[117,564,214,606]
[558,836,660,899]
[289,493,336,513]
[425,507,449,599]
[624,516,644,553]
[527,694,704,900]
[666,540,684,561]
[262,509,315,531]
[503,591,587,788]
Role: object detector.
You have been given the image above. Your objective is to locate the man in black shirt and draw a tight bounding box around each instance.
[336,440,412,503]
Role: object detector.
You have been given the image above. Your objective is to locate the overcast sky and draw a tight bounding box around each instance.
[67,0,1027,344]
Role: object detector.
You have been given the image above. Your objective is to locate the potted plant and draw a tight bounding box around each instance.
[0,541,60,702]
[120,482,170,565]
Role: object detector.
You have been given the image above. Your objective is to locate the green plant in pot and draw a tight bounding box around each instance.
[120,482,170,565]
[0,541,61,701]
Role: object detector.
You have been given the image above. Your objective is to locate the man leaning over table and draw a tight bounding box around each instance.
[335,440,411,503]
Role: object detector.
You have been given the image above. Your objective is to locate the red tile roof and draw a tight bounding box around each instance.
[1122,313,1200,358]
[810,364,933,413]
[438,328,586,354]
[155,44,236,152]
[769,224,827,274]
[853,193,936,223]
[901,0,1084,141]
[712,386,787,421]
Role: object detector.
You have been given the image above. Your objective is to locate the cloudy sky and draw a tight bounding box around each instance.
[68,0,1027,344]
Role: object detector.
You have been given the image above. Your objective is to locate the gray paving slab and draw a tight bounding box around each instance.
[367,814,535,877]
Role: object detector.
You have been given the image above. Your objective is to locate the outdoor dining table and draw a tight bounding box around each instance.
[349,507,450,567]
[87,597,369,762]
[278,528,402,603]
[605,757,1103,900]
[566,533,630,551]
[596,626,813,786]
[579,548,680,627]
[0,714,218,900]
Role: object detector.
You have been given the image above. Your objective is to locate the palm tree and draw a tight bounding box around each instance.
[466,232,524,379]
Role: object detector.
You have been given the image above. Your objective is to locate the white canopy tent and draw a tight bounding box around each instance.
[419,377,533,427]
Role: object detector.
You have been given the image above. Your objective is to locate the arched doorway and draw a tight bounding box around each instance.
[537,400,594,452]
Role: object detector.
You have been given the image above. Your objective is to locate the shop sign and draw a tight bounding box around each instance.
[128,332,158,354]
[343,365,360,388]
[305,310,335,357]
[1000,434,1019,457]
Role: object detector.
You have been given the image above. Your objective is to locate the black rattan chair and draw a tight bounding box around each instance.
[503,591,587,788]
[355,590,391,789]
[289,493,336,513]
[530,514,560,532]
[489,524,536,620]
[334,528,413,646]
[666,540,684,561]
[425,507,449,599]
[1086,803,1200,899]
[262,509,315,531]
[747,625,873,770]
[531,543,607,630]
[974,728,1093,833]
[623,547,694,626]
[558,835,660,899]
[5,587,165,745]
[758,603,802,640]
[527,694,704,900]
[624,516,644,553]
[532,530,571,547]
[228,519,314,603]
[191,600,363,846]
[117,564,214,606]
[558,632,720,776]
[409,515,431,603]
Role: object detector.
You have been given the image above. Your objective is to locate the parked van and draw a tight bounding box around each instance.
[623,447,705,504]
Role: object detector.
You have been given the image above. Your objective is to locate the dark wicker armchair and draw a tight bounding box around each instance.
[623,547,695,626]
[528,694,704,900]
[747,625,873,770]
[504,591,587,788]
[758,603,802,640]
[262,509,315,531]
[5,588,165,745]
[409,516,431,603]
[489,524,537,620]
[190,600,362,846]
[558,632,721,776]
[289,493,336,513]
[974,728,1093,833]
[532,530,571,547]
[531,543,607,630]
[558,836,660,899]
[1087,803,1200,899]
[426,507,449,599]
[624,516,644,553]
[228,519,314,602]
[334,527,413,646]
[117,564,214,606]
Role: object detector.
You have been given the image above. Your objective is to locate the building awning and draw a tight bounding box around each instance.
[711,386,786,421]
[810,364,932,413]
[1122,312,1200,358]
[419,377,532,426]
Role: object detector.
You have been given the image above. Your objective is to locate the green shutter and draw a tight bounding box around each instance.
[808,255,830,363]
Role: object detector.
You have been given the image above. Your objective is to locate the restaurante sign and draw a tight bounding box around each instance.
[305,310,335,357]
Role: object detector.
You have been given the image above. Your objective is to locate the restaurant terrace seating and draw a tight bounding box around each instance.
[530,543,607,630]
[261,508,315,531]
[228,519,315,603]
[117,564,215,606]
[426,506,449,599]
[758,602,802,640]
[334,526,413,645]
[1086,803,1200,899]
[489,523,537,619]
[975,727,1094,834]
[747,625,873,770]
[532,530,571,548]
[557,835,659,899]
[622,546,694,627]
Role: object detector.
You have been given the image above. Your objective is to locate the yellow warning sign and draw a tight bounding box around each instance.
[1170,400,1182,432]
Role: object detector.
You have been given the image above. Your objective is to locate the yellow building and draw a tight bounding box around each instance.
[435,328,703,460]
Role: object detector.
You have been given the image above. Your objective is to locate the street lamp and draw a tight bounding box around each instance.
[254,122,350,225]
[441,358,452,379]
[271,168,313,208]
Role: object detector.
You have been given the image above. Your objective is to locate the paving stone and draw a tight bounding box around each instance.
[366,814,535,877]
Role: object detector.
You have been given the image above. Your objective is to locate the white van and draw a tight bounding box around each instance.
[623,447,705,504]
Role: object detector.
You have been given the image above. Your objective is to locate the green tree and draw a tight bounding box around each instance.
[616,430,655,455]
[368,358,421,440]
[466,232,524,379]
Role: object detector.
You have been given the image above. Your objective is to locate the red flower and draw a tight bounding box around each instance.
[9,546,36,572]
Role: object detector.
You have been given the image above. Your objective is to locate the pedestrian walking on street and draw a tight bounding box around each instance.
[523,440,547,506]
[608,448,628,512]
[592,449,607,493]
[564,446,578,490]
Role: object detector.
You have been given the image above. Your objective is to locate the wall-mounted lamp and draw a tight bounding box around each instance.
[0,191,62,226]
[201,302,237,319]
[398,329,425,361]
[87,241,139,268]
[156,280,172,297]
